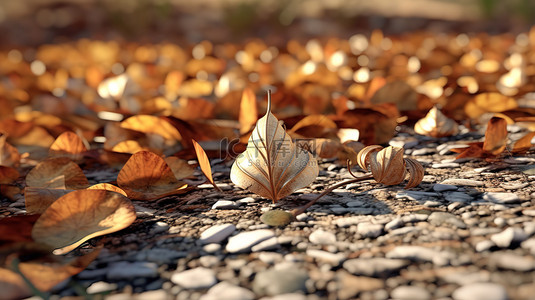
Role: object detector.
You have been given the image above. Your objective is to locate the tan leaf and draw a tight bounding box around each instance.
[24,187,73,214]
[482,117,508,155]
[414,106,459,137]
[87,183,127,196]
[465,93,518,119]
[0,135,21,167]
[369,146,406,185]
[239,87,258,135]
[31,190,135,254]
[164,156,195,180]
[356,145,383,171]
[192,139,221,192]
[289,114,337,138]
[231,90,319,202]
[404,158,425,189]
[49,131,88,160]
[117,150,189,200]
[120,115,182,141]
[0,166,19,184]
[25,157,89,189]
[513,131,535,153]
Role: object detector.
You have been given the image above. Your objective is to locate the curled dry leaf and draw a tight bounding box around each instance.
[231,91,319,202]
[25,157,89,189]
[117,150,189,200]
[24,187,73,214]
[0,135,21,167]
[31,190,135,254]
[357,145,424,188]
[414,106,459,137]
[192,139,221,191]
[49,131,88,160]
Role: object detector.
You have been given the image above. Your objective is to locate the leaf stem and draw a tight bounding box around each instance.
[290,173,374,217]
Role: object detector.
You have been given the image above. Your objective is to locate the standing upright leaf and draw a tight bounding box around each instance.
[231,90,318,202]
[192,139,221,192]
[483,117,508,155]
[239,87,258,135]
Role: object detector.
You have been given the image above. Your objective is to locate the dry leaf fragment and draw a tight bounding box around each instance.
[49,131,88,160]
[87,183,127,196]
[24,187,74,214]
[164,156,195,180]
[482,117,508,155]
[192,139,221,192]
[25,157,89,189]
[414,106,459,137]
[0,166,19,184]
[512,132,535,153]
[356,145,424,189]
[0,135,21,167]
[31,190,135,254]
[120,115,182,141]
[239,87,258,135]
[117,150,189,200]
[231,90,319,202]
[0,214,39,244]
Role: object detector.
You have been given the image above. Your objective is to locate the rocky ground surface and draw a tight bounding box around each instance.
[5,128,535,300]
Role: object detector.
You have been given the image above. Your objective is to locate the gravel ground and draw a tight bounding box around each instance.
[5,127,534,300]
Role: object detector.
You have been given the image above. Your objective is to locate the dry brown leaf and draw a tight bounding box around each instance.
[231,91,318,202]
[24,187,74,214]
[117,150,189,200]
[289,114,337,138]
[120,115,182,141]
[296,138,359,165]
[239,88,258,135]
[87,183,128,196]
[414,106,459,137]
[49,131,88,160]
[512,132,535,153]
[357,145,424,188]
[339,104,399,145]
[192,139,221,192]
[465,93,518,120]
[31,190,135,254]
[0,214,39,244]
[0,166,19,184]
[111,140,150,154]
[164,156,195,180]
[0,267,30,300]
[25,157,89,189]
[0,135,21,167]
[482,116,508,155]
[370,80,418,111]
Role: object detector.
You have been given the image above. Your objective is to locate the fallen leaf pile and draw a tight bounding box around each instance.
[1,23,535,297]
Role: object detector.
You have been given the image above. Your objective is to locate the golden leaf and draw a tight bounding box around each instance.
[25,157,89,189]
[24,187,74,214]
[192,139,221,191]
[414,106,459,137]
[0,135,21,167]
[31,190,135,254]
[49,131,88,160]
[239,87,258,135]
[230,91,319,202]
[482,117,508,155]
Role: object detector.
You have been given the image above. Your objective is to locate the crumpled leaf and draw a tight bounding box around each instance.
[357,145,424,189]
[25,157,89,189]
[451,116,508,159]
[231,91,319,202]
[31,190,135,254]
[117,150,189,200]
[414,106,459,137]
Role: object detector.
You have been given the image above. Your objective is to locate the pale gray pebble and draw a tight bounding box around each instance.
[389,226,421,236]
[258,293,308,300]
[236,197,256,204]
[482,192,520,204]
[386,246,454,266]
[306,249,346,266]
[200,223,236,244]
[334,216,370,227]
[424,200,441,207]
[521,238,535,255]
[445,192,473,203]
[203,243,221,253]
[490,227,527,248]
[523,209,535,216]
[396,191,440,201]
[433,183,458,192]
[258,252,283,264]
[199,281,255,300]
[432,162,460,168]
[489,252,535,271]
[199,255,221,268]
[136,248,187,264]
[226,229,275,253]
[385,218,404,231]
[390,285,431,300]
[412,148,435,155]
[401,214,428,223]
[77,268,108,279]
[252,237,280,252]
[252,268,309,296]
[86,281,117,294]
[151,221,169,234]
[452,282,507,300]
[475,240,495,252]
[343,257,409,277]
[500,182,529,190]
[441,270,491,285]
[428,212,467,229]
[212,200,240,209]
[493,217,506,227]
[309,229,337,245]
[171,267,217,289]
[440,179,484,187]
[357,223,384,238]
[107,262,158,280]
